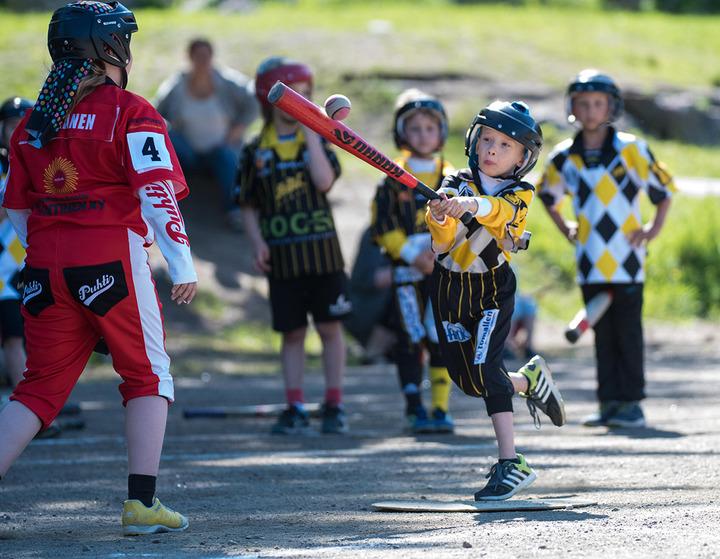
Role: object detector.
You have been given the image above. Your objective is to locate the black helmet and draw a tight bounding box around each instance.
[393,89,448,150]
[48,1,138,69]
[566,69,623,123]
[0,97,34,122]
[0,97,33,149]
[464,100,543,180]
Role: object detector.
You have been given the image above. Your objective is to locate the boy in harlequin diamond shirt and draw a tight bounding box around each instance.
[427,100,566,501]
[537,69,674,429]
[237,57,350,435]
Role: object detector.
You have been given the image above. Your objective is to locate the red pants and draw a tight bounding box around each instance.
[11,226,174,428]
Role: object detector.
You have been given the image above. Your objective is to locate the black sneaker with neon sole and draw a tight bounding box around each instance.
[474,453,537,501]
[519,355,566,427]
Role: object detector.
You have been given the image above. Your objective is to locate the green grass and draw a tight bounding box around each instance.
[2,3,719,96]
[2,1,719,324]
[2,2,718,178]
[521,194,720,321]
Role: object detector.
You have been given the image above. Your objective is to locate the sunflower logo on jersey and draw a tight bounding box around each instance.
[43,156,78,195]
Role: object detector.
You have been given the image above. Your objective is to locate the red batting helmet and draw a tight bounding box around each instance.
[255,56,313,109]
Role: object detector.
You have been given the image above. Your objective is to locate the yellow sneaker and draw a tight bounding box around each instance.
[122,498,189,536]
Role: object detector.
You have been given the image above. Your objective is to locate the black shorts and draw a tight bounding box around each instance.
[269,272,352,333]
[0,298,24,342]
[431,262,516,415]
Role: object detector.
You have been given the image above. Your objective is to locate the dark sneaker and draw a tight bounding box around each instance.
[271,405,310,435]
[519,355,566,427]
[607,402,646,428]
[34,421,62,440]
[582,401,621,427]
[474,453,537,501]
[321,403,348,434]
[406,405,434,434]
[431,408,455,434]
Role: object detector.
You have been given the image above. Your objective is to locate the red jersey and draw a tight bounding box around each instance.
[3,83,187,243]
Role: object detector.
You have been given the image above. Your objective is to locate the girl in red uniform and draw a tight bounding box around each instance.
[0,1,196,535]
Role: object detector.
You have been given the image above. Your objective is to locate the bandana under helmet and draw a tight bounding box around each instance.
[25,1,137,148]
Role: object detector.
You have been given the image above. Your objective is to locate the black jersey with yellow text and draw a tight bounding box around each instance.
[237,125,344,280]
[370,154,453,263]
[426,169,534,274]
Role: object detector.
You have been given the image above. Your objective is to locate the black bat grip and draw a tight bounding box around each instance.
[415,181,475,228]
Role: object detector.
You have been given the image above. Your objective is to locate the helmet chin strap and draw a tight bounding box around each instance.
[121,67,128,89]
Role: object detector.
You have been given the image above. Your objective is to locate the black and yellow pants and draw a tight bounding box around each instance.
[430,262,516,416]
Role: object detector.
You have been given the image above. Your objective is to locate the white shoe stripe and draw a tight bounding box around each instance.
[537,383,550,402]
[536,376,547,393]
[506,473,525,484]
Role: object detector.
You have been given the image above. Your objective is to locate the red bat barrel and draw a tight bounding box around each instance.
[267,81,440,201]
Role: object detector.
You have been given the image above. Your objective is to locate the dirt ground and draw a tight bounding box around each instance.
[2,169,719,559]
[1,323,719,559]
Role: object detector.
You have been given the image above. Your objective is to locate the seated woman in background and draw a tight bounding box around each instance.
[155,38,258,229]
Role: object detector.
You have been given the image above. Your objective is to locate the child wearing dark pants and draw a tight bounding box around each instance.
[371,89,456,433]
[431,264,516,417]
[537,69,674,428]
[582,283,645,409]
[427,100,566,501]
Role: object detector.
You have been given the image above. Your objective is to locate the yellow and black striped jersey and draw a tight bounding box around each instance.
[0,155,25,301]
[426,169,534,274]
[236,124,345,280]
[537,128,675,284]
[370,154,453,263]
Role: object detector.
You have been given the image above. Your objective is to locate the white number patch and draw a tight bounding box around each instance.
[127,132,173,173]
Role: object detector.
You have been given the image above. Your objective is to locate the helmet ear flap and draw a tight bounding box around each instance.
[464,118,481,157]
[515,148,531,176]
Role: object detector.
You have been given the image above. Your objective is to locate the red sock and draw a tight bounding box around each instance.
[324,387,342,407]
[286,388,304,407]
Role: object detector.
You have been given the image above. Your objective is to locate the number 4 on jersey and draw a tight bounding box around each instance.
[128,131,173,173]
[142,136,161,161]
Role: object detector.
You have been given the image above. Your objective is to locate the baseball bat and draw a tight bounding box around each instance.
[267,82,475,227]
[564,291,613,344]
[183,403,321,419]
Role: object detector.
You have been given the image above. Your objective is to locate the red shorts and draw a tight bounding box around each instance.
[11,225,174,428]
